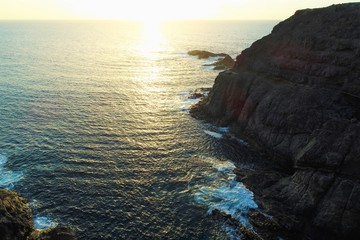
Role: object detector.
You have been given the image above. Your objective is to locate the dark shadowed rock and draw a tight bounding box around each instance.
[205,55,235,70]
[32,226,77,240]
[188,50,235,70]
[191,3,360,239]
[0,187,77,240]
[188,50,228,59]
[0,188,34,240]
[187,87,212,99]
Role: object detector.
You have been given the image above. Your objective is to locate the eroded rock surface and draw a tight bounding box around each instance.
[191,3,360,239]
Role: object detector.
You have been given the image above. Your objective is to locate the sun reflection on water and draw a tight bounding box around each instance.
[139,20,165,58]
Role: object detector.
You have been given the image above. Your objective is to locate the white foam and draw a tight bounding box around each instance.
[0,154,23,190]
[205,126,248,146]
[204,56,224,64]
[202,65,215,70]
[218,127,230,133]
[179,93,202,112]
[34,216,57,229]
[214,161,235,172]
[204,130,223,139]
[194,157,258,237]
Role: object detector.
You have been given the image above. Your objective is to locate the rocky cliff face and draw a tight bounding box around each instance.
[191,3,360,239]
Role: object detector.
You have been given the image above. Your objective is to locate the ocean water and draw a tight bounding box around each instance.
[0,20,277,239]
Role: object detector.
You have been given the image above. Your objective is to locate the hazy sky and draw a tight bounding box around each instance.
[0,0,358,20]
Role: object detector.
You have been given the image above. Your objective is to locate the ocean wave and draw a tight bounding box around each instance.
[0,153,24,190]
[204,126,248,146]
[204,130,223,139]
[34,216,57,229]
[194,158,258,239]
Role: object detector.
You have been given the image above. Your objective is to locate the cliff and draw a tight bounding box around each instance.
[191,3,360,239]
[0,187,76,240]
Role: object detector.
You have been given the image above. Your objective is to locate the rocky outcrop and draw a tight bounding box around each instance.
[0,188,33,239]
[187,88,212,99]
[188,50,235,70]
[0,187,76,240]
[191,3,360,239]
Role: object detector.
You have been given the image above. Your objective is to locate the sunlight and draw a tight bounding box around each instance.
[139,20,163,55]
[59,0,219,21]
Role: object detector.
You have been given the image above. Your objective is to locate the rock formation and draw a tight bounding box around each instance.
[0,187,76,240]
[0,188,33,239]
[188,50,235,70]
[191,3,360,239]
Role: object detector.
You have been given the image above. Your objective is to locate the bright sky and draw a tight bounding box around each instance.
[0,0,358,21]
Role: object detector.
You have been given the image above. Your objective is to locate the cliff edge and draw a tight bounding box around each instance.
[191,3,360,239]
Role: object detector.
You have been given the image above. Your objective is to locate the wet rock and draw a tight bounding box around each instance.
[187,88,212,99]
[32,226,77,240]
[191,3,360,239]
[205,55,235,70]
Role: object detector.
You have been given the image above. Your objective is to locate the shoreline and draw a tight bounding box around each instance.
[190,3,360,239]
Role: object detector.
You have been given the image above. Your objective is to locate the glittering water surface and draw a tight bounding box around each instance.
[0,20,277,239]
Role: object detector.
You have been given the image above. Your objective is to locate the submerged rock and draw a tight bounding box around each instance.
[0,187,76,240]
[191,3,360,239]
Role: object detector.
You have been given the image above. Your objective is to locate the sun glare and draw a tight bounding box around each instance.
[139,20,164,55]
[61,0,218,21]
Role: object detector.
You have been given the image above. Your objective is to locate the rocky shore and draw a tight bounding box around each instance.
[0,187,76,240]
[191,3,360,239]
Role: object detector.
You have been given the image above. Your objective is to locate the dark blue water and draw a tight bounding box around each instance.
[0,20,277,239]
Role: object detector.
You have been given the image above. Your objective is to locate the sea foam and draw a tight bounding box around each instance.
[0,154,23,190]
[194,158,258,238]
[204,130,223,139]
[34,216,57,229]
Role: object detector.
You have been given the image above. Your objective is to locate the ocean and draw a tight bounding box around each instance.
[0,20,277,239]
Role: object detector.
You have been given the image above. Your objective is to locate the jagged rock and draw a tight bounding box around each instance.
[205,55,235,70]
[0,187,76,240]
[191,3,360,239]
[32,226,77,240]
[0,188,34,240]
[187,88,212,99]
[188,50,235,70]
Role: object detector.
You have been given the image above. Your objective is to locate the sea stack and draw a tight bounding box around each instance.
[191,3,360,239]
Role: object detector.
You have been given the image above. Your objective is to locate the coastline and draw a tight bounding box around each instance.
[190,3,360,239]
